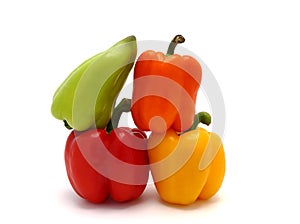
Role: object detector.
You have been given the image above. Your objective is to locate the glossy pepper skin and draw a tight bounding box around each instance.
[131,35,202,133]
[148,127,225,205]
[51,36,137,131]
[65,127,149,203]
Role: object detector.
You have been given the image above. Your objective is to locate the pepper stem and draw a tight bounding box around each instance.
[106,98,131,133]
[166,35,185,56]
[181,112,211,134]
[63,120,73,130]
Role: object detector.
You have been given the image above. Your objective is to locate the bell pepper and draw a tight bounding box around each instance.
[131,35,202,133]
[148,112,226,205]
[64,99,149,203]
[51,36,137,131]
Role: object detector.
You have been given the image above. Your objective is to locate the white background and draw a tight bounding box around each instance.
[1,0,300,223]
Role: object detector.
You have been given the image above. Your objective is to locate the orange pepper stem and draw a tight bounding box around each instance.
[181,112,211,134]
[166,35,185,56]
[106,98,131,133]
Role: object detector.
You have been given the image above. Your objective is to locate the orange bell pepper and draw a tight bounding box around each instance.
[131,35,202,133]
[148,112,226,205]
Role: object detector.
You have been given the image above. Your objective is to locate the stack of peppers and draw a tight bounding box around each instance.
[51,35,225,206]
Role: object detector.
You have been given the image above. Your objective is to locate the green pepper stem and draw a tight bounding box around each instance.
[181,112,211,134]
[166,35,185,56]
[106,98,131,133]
[63,120,73,130]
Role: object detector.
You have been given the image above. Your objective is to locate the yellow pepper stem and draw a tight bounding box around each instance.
[181,112,211,134]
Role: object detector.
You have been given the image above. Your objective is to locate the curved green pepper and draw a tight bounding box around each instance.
[51,36,137,131]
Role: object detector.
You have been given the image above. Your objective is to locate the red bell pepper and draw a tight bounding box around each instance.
[64,99,149,203]
[131,35,202,133]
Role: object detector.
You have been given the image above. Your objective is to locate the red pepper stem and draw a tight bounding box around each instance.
[181,112,211,134]
[166,35,185,56]
[106,98,131,133]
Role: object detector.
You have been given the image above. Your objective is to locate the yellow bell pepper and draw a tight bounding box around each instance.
[148,113,225,205]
